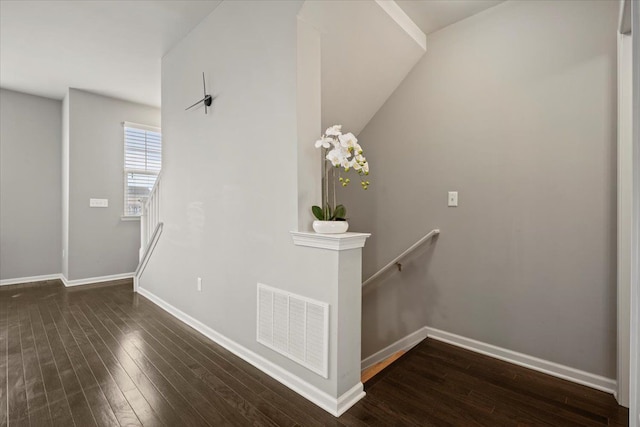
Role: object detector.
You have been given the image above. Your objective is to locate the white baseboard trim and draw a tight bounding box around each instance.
[61,272,135,287]
[360,326,617,395]
[336,383,366,417]
[137,286,364,417]
[425,326,617,395]
[1,272,136,288]
[360,327,428,371]
[0,273,63,286]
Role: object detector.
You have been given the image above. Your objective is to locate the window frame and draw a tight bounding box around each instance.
[122,121,162,219]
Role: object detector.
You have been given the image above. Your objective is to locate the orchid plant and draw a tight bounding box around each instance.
[312,125,370,222]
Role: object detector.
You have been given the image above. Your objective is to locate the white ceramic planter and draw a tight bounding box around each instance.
[313,220,349,234]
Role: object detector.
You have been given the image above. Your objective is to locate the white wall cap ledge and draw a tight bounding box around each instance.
[290,231,371,251]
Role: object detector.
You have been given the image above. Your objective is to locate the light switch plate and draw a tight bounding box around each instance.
[89,198,109,208]
[448,191,458,207]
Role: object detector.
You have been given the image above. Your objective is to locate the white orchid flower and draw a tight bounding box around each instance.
[327,146,349,169]
[338,132,358,148]
[313,124,370,206]
[338,132,357,148]
[314,136,333,148]
[326,149,343,167]
[325,125,342,136]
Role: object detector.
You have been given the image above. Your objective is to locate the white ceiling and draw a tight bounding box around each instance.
[0,0,504,107]
[300,0,426,135]
[396,0,505,35]
[0,0,221,107]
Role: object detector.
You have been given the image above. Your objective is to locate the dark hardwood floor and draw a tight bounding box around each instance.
[0,279,628,426]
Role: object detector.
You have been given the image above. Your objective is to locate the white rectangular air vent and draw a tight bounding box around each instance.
[257,283,329,378]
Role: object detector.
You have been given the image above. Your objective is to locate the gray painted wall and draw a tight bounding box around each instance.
[141,0,366,397]
[344,0,619,378]
[0,89,62,280]
[65,89,160,280]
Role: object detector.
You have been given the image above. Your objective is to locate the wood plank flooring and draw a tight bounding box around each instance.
[0,279,628,426]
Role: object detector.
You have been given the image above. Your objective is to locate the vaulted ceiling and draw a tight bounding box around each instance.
[0,0,504,107]
[396,0,505,35]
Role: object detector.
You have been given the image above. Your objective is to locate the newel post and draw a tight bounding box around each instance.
[290,231,370,415]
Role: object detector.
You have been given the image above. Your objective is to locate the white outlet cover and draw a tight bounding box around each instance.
[448,191,458,207]
[89,198,109,208]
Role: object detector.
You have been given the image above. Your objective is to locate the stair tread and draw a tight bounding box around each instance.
[362,350,406,383]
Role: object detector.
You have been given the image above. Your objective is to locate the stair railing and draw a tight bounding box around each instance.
[139,175,161,261]
[135,176,163,292]
[362,229,440,287]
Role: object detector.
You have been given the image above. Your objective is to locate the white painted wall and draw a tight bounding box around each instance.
[0,89,61,280]
[64,89,160,281]
[344,0,619,379]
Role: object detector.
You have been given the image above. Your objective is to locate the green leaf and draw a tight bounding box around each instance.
[312,205,324,220]
[326,204,333,221]
[334,204,346,220]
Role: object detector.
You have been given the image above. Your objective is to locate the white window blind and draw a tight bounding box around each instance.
[124,122,161,216]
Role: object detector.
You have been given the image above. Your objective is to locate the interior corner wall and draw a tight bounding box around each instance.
[631,0,640,422]
[0,88,62,280]
[62,90,69,279]
[296,16,322,231]
[345,0,619,378]
[618,25,633,407]
[65,89,160,281]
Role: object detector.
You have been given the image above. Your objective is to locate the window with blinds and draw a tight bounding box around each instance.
[124,123,162,216]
